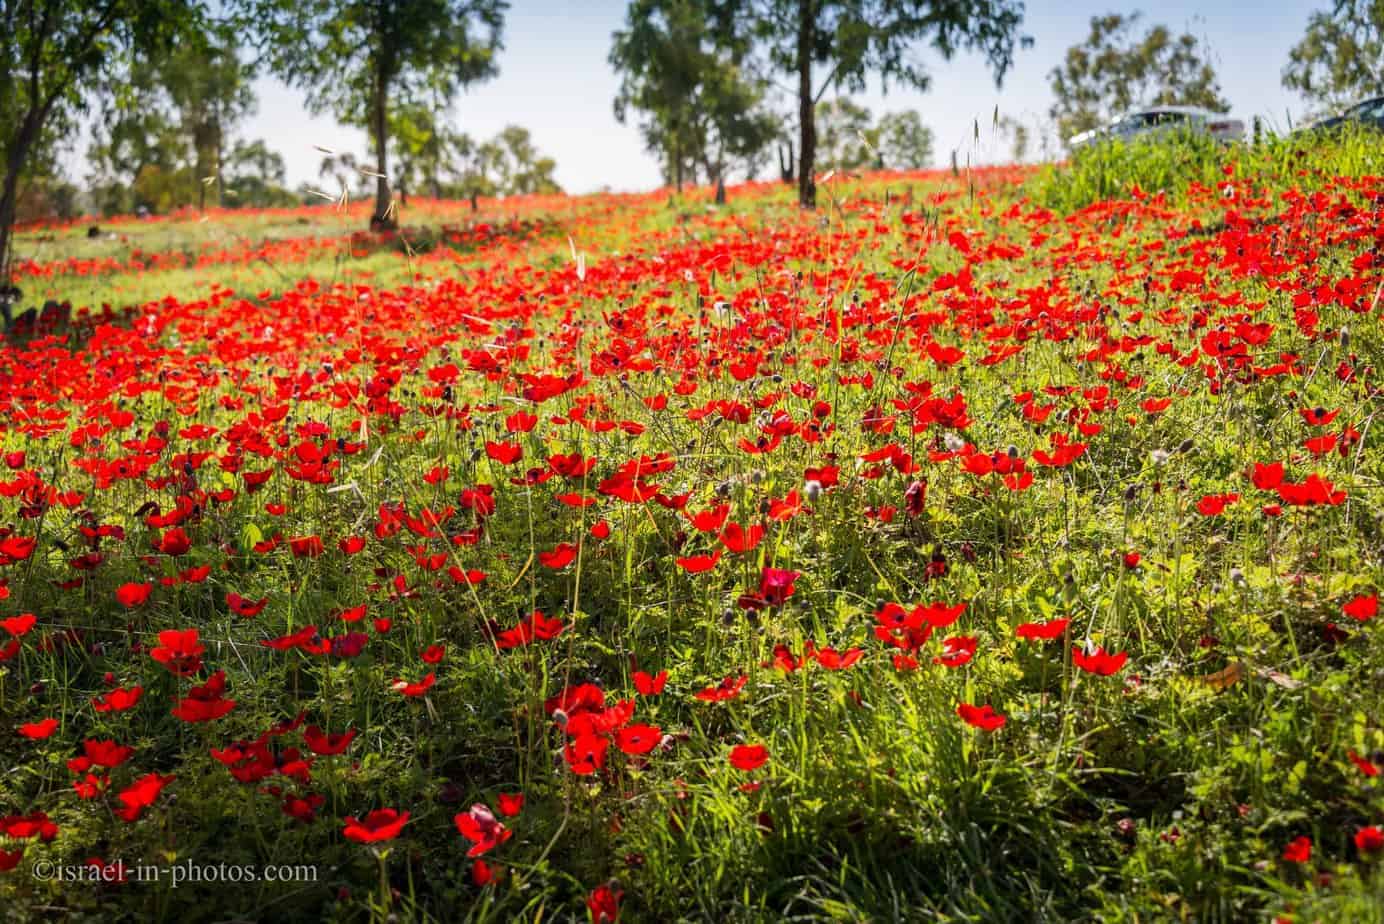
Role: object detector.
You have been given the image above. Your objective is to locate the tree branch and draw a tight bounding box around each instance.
[812,60,843,104]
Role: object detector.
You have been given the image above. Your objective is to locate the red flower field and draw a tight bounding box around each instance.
[2,145,1383,921]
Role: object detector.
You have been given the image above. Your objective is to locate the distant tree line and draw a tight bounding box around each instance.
[2,0,1380,282]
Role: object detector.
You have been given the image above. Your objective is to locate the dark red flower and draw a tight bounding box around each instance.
[303,726,355,756]
[157,528,191,556]
[172,671,236,723]
[587,883,622,922]
[226,592,268,617]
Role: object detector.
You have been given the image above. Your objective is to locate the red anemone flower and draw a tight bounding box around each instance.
[343,809,409,843]
[18,718,59,740]
[956,703,1006,731]
[454,803,512,857]
[149,628,205,676]
[1342,593,1377,622]
[115,582,153,607]
[114,773,175,822]
[633,670,667,695]
[1015,618,1069,641]
[303,726,356,756]
[728,743,769,771]
[1281,836,1312,864]
[1072,644,1129,676]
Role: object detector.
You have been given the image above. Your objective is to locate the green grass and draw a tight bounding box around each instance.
[1029,122,1384,212]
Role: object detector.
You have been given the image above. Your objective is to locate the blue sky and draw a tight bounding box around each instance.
[240,0,1323,194]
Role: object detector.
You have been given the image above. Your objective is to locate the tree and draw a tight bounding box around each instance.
[388,114,559,208]
[993,113,1030,162]
[318,151,369,201]
[449,133,500,209]
[248,0,506,230]
[223,139,297,207]
[487,126,562,196]
[611,0,779,196]
[86,95,188,214]
[392,102,452,202]
[1283,1,1384,108]
[815,100,934,172]
[877,110,933,169]
[1048,12,1230,144]
[1,0,200,284]
[712,0,1029,208]
[816,97,876,170]
[86,21,255,213]
[161,24,257,209]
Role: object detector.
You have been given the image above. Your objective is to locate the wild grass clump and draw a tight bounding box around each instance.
[1030,122,1384,212]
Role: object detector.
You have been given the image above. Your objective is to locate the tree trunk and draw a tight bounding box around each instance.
[193,118,221,211]
[673,137,683,193]
[0,168,21,296]
[796,0,816,209]
[1,112,42,296]
[714,175,726,205]
[371,63,395,230]
[213,121,223,209]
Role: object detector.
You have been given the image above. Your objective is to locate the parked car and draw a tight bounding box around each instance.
[1067,106,1245,150]
[1295,96,1384,134]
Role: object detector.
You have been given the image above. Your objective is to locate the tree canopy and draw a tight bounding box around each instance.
[88,22,260,213]
[1283,1,1384,109]
[247,0,507,228]
[876,110,934,170]
[817,100,935,172]
[711,0,1029,207]
[1,0,203,281]
[611,0,779,194]
[389,108,561,207]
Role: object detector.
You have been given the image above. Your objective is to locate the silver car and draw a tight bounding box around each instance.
[1067,106,1246,150]
[1295,96,1384,134]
